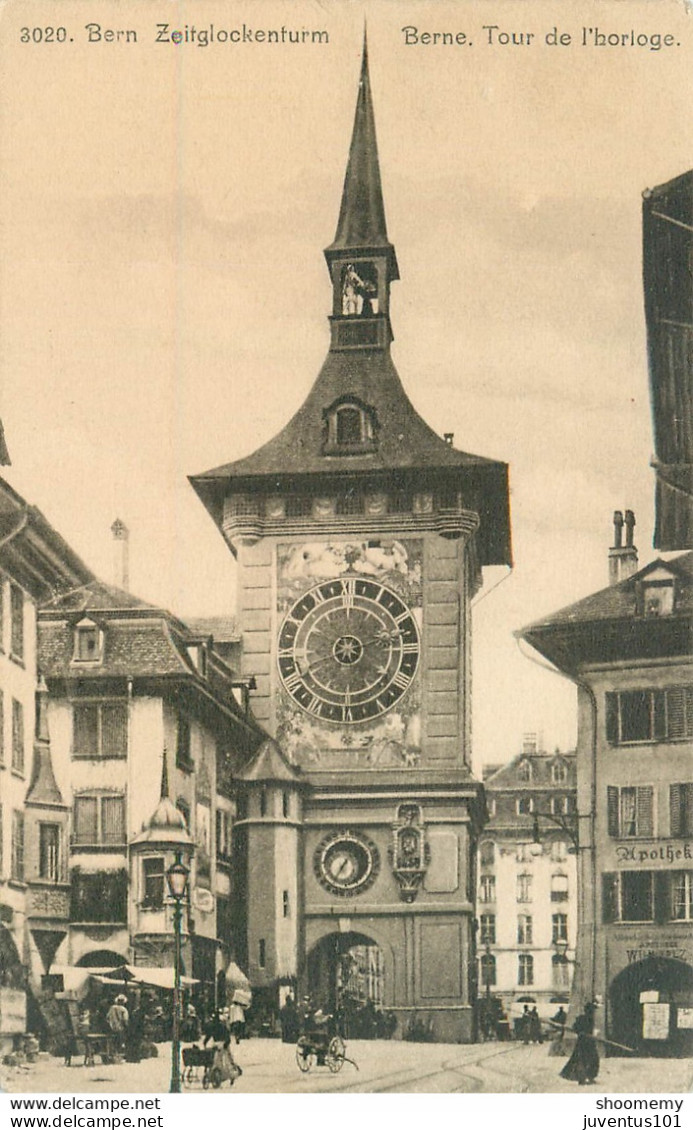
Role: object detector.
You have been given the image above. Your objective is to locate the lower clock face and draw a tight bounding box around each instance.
[315,831,380,896]
[277,577,420,723]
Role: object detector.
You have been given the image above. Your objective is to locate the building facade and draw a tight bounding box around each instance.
[521,522,693,1056]
[0,475,92,1051]
[37,579,268,1016]
[189,41,511,1041]
[478,739,577,1021]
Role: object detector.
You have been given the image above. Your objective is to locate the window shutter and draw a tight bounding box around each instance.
[602,872,619,923]
[670,784,683,837]
[637,786,654,838]
[73,705,98,757]
[101,703,128,758]
[667,688,687,739]
[606,693,619,744]
[654,872,670,925]
[607,787,620,837]
[74,796,98,844]
[686,784,693,836]
[101,796,125,845]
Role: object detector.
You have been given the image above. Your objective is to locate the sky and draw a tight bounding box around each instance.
[1,0,691,766]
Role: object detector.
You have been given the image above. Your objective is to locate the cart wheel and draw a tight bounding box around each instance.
[296,1044,314,1073]
[209,1066,223,1089]
[202,1068,210,1089]
[326,1035,346,1073]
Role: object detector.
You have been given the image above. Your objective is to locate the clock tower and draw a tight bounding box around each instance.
[191,38,511,1042]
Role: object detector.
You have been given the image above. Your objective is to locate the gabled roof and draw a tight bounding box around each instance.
[42,578,155,613]
[484,750,576,791]
[235,738,301,783]
[185,616,240,643]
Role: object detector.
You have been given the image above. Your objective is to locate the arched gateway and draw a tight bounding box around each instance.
[609,956,693,1057]
[304,932,388,1038]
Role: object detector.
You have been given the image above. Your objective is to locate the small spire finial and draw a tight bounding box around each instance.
[160,746,169,801]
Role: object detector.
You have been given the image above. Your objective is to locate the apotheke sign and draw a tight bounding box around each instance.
[615,841,693,866]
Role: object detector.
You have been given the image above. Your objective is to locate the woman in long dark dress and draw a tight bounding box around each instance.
[560,1003,600,1085]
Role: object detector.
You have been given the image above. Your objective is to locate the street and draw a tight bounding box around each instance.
[2,1040,692,1095]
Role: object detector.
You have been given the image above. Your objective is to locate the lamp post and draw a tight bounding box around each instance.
[166,851,190,1095]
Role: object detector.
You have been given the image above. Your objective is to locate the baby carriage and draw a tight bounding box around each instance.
[182,1042,242,1088]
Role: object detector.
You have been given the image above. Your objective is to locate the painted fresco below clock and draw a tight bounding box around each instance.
[276,539,423,769]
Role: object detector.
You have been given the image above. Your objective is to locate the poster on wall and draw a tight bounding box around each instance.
[642,1002,670,1041]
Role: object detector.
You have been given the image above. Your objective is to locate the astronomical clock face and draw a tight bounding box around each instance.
[277,577,420,723]
[314,830,380,896]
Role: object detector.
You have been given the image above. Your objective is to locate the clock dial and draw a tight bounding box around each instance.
[315,831,380,896]
[277,577,420,722]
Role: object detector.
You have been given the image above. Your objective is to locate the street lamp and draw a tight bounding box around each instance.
[166,851,190,1094]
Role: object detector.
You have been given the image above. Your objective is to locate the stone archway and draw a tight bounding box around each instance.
[609,956,693,1057]
[75,949,127,968]
[305,931,390,1038]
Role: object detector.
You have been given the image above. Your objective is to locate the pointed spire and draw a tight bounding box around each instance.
[328,30,397,269]
[160,745,169,800]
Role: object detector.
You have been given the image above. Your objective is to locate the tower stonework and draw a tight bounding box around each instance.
[191,41,511,1041]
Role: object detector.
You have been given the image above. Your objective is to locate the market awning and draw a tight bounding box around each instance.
[224,961,250,990]
[91,965,198,990]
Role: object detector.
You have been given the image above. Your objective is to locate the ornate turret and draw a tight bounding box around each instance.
[131,748,193,849]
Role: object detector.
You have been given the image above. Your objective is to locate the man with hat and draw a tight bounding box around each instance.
[106,994,129,1056]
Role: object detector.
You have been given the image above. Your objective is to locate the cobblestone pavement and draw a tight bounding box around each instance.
[2,1040,692,1094]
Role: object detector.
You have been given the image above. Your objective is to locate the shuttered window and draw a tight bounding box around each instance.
[606,785,654,838]
[605,871,673,923]
[670,784,693,837]
[606,687,693,744]
[11,810,24,881]
[11,699,24,774]
[9,584,24,660]
[73,795,125,846]
[73,702,127,759]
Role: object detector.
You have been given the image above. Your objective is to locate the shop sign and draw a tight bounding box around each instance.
[616,842,693,866]
[677,1008,693,1030]
[626,946,688,964]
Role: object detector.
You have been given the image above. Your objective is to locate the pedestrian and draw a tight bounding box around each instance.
[106,995,129,1056]
[125,1000,145,1063]
[529,1006,543,1044]
[560,1002,600,1085]
[181,1004,201,1044]
[521,1005,531,1045]
[228,999,246,1044]
[280,994,299,1043]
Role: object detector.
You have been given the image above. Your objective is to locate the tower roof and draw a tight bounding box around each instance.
[0,419,9,465]
[326,33,398,275]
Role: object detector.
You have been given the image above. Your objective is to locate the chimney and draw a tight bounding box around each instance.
[608,509,638,585]
[522,731,542,756]
[111,518,130,591]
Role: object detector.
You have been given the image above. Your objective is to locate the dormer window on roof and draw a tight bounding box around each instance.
[551,759,567,784]
[322,396,378,456]
[518,759,532,782]
[72,617,103,664]
[640,575,675,617]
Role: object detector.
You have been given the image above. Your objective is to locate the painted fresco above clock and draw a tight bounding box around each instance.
[276,539,423,769]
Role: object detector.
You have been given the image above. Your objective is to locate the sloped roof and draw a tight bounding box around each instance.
[235,738,301,783]
[26,741,64,807]
[523,553,693,631]
[185,616,240,643]
[519,552,693,671]
[484,750,577,791]
[42,578,155,613]
[0,419,9,465]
